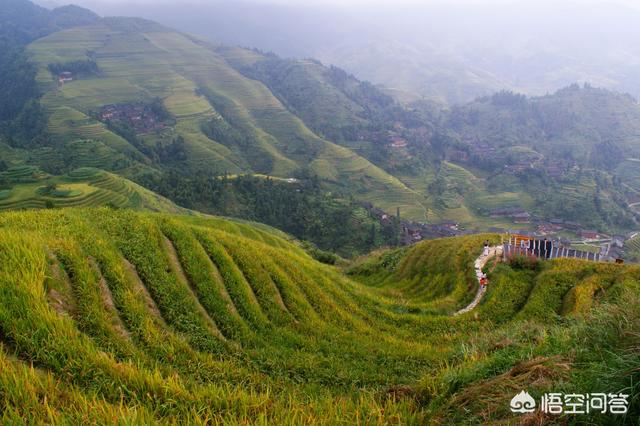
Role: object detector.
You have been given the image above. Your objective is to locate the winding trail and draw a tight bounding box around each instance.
[454,245,503,316]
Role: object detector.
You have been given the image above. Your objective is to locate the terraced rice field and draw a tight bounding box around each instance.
[398,163,534,225]
[26,18,428,218]
[0,208,637,423]
[616,159,640,192]
[625,234,640,262]
[0,168,183,213]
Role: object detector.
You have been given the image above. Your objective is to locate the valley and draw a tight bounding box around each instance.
[0,1,640,423]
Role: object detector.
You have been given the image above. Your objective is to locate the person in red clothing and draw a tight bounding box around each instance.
[480,274,488,288]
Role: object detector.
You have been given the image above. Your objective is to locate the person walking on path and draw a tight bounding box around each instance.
[480,274,488,288]
[455,245,503,316]
[483,240,490,257]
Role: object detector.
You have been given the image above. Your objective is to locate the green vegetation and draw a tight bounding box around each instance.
[0,0,98,147]
[428,86,640,231]
[223,50,640,232]
[141,172,402,257]
[0,208,637,423]
[0,166,185,213]
[1,4,638,422]
[4,0,640,234]
[17,16,428,221]
[625,234,640,262]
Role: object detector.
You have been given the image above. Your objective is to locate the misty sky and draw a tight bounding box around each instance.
[39,0,640,8]
[33,0,640,102]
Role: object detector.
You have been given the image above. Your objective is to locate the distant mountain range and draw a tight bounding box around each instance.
[66,0,640,105]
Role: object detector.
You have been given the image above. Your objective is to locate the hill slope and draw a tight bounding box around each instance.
[0,166,185,213]
[19,16,428,220]
[0,208,638,423]
[425,86,640,231]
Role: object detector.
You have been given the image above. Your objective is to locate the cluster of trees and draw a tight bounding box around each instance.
[0,37,48,148]
[48,58,99,78]
[200,116,247,149]
[105,118,187,166]
[154,136,187,164]
[139,172,401,257]
[516,167,637,230]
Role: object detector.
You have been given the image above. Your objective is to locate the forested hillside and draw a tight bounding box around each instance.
[438,85,640,230]
[215,48,640,233]
[447,86,640,169]
[142,173,402,258]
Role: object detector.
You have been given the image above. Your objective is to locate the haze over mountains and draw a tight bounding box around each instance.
[1,1,640,423]
[3,0,640,243]
[44,0,640,104]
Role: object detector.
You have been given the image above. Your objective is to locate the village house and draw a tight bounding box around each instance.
[465,139,496,158]
[538,222,562,234]
[58,71,73,82]
[99,103,166,134]
[581,230,599,240]
[504,162,531,174]
[612,235,625,249]
[606,245,624,262]
[439,220,459,230]
[544,164,565,178]
[402,224,423,242]
[389,136,408,149]
[559,238,572,248]
[447,150,469,162]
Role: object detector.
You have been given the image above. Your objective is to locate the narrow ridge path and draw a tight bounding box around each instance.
[454,246,502,316]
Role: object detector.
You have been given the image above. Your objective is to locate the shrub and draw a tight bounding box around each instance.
[507,254,541,271]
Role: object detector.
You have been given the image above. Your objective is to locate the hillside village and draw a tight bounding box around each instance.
[362,201,635,262]
[98,103,168,134]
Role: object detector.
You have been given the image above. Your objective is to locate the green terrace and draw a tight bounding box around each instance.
[0,208,637,423]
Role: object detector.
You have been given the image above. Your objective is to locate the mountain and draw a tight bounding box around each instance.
[10,15,429,221]
[218,47,441,170]
[61,1,640,104]
[3,0,640,237]
[0,0,98,43]
[0,0,98,149]
[0,208,638,422]
[447,85,640,168]
[436,85,640,230]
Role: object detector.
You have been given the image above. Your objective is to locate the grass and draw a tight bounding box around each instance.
[0,168,185,213]
[0,208,637,423]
